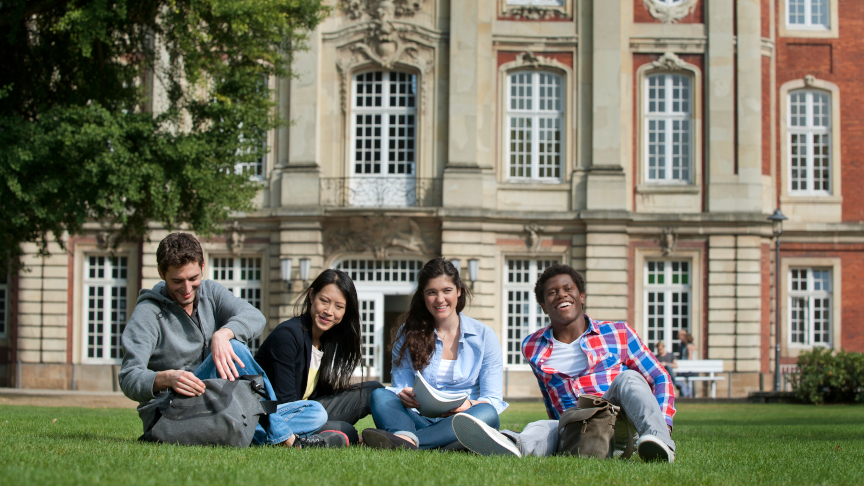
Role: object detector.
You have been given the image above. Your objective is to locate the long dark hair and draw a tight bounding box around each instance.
[295,269,361,394]
[392,258,472,371]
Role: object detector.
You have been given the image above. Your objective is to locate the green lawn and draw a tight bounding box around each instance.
[1,402,862,485]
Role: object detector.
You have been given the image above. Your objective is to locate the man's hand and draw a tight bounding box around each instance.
[397,387,420,409]
[210,328,244,381]
[154,370,205,396]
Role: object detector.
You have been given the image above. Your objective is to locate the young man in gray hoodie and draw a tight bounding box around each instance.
[119,233,344,447]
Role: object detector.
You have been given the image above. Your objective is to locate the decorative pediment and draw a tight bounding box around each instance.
[499,0,572,20]
[507,51,566,71]
[642,0,698,24]
[342,0,427,20]
[324,215,440,260]
[650,52,688,72]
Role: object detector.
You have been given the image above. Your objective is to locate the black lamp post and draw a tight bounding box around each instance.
[768,209,787,391]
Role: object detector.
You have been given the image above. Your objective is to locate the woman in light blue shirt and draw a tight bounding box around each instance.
[363,258,507,450]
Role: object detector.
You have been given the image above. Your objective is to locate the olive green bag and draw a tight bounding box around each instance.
[557,395,636,459]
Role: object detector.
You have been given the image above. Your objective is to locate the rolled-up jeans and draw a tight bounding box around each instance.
[502,370,675,457]
[193,339,327,445]
[370,388,500,450]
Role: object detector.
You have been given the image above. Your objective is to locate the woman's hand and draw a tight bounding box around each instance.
[398,387,420,409]
[440,398,473,418]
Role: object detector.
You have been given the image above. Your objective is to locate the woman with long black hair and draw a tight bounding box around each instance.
[255,268,382,444]
[362,258,507,450]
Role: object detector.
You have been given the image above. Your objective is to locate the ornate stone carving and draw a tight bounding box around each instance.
[524,224,543,252]
[804,74,816,87]
[336,1,436,114]
[499,1,571,21]
[642,0,698,24]
[227,220,245,255]
[660,227,678,256]
[650,52,688,72]
[343,0,426,20]
[324,215,439,260]
[508,51,565,71]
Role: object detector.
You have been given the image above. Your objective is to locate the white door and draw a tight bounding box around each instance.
[357,292,385,379]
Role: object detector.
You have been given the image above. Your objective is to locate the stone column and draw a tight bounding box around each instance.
[734,235,763,373]
[707,235,736,365]
[584,222,629,322]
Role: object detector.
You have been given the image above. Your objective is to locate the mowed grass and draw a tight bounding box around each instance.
[0,402,862,486]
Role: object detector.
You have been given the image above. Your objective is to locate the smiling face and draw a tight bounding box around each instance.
[159,261,204,315]
[423,275,462,325]
[539,273,586,329]
[309,283,347,343]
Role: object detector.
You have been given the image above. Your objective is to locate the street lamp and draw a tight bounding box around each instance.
[768,208,787,391]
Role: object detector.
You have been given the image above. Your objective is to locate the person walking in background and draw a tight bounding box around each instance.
[363,258,507,450]
[255,269,383,445]
[677,330,697,398]
[655,341,689,398]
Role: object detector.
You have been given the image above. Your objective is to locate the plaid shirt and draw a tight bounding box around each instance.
[522,315,676,428]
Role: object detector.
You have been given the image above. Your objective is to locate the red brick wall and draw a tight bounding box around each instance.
[634,0,703,24]
[781,243,864,352]
[762,55,772,177]
[775,1,864,222]
[761,243,771,372]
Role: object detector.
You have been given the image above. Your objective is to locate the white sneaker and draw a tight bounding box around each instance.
[451,413,522,457]
[636,434,675,463]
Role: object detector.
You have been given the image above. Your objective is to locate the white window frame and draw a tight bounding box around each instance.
[83,255,129,364]
[779,258,841,358]
[787,267,833,348]
[505,71,564,183]
[785,0,829,30]
[787,89,832,196]
[210,256,264,353]
[779,0,838,38]
[643,260,692,356]
[0,272,7,338]
[644,73,693,184]
[351,70,418,178]
[235,132,267,181]
[502,258,559,369]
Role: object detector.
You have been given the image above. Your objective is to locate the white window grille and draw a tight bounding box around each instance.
[506,71,563,182]
[787,0,829,30]
[235,131,266,181]
[84,256,129,362]
[789,268,832,347]
[788,90,831,195]
[504,259,558,366]
[359,299,376,368]
[335,260,423,283]
[644,261,691,356]
[645,73,692,183]
[210,257,264,353]
[0,272,7,338]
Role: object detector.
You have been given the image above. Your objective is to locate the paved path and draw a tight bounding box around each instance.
[0,387,138,409]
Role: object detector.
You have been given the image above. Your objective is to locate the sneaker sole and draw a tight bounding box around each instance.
[362,429,414,450]
[452,414,520,457]
[320,430,350,448]
[637,439,671,462]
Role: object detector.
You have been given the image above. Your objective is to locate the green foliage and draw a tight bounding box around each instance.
[2,403,864,485]
[790,347,864,404]
[0,0,328,272]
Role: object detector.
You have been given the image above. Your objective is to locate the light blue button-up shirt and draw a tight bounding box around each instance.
[388,313,508,414]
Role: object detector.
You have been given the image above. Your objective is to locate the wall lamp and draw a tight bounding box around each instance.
[299,258,312,285]
[280,258,293,290]
[468,259,479,285]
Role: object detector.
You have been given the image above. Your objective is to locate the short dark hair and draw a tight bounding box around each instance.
[156,233,204,275]
[533,263,586,306]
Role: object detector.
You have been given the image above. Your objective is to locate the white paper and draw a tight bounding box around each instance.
[412,372,469,418]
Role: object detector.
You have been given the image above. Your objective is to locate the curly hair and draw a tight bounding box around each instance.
[392,258,473,372]
[156,233,204,274]
[533,263,586,306]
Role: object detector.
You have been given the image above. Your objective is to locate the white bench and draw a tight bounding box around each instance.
[674,360,725,398]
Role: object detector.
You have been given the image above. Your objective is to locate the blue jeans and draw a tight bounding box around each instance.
[193,339,327,445]
[369,388,500,450]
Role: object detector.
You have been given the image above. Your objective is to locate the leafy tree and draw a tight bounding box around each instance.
[0,0,328,272]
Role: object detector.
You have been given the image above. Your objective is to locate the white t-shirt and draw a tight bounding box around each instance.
[544,335,589,376]
[437,358,457,384]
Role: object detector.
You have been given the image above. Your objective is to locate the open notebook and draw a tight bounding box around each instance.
[412,372,469,418]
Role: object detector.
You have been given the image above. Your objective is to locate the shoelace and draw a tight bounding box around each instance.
[294,435,325,448]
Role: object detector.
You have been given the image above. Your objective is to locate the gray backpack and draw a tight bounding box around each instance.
[557,395,636,459]
[140,375,276,448]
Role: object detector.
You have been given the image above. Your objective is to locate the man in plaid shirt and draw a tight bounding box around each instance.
[452,263,676,462]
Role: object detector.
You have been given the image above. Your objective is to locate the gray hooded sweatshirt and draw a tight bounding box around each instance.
[119,279,265,426]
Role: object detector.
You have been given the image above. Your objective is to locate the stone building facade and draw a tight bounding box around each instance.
[2,0,862,397]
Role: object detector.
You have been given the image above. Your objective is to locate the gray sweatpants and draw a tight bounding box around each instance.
[501,370,675,457]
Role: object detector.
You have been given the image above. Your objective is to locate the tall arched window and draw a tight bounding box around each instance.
[788,89,831,195]
[644,73,692,183]
[505,71,563,182]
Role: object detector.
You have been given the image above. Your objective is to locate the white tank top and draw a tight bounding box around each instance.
[437,358,457,384]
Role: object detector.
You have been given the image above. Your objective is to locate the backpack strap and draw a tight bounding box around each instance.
[238,375,277,414]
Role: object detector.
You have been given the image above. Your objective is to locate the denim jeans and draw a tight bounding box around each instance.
[502,370,675,457]
[193,339,327,445]
[369,388,500,450]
